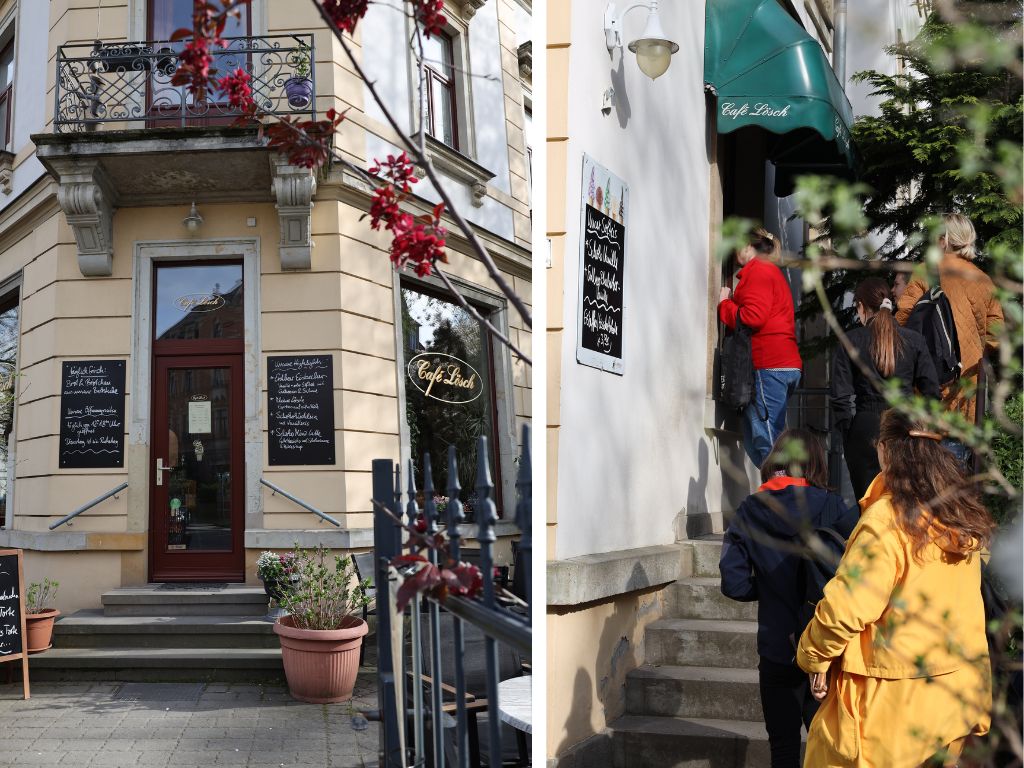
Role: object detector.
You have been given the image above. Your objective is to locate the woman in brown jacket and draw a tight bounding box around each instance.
[896,213,1003,422]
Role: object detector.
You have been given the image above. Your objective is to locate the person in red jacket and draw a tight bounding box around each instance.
[718,228,803,467]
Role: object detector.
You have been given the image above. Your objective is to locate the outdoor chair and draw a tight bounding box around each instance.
[351,552,377,666]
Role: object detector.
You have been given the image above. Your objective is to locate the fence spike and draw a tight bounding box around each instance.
[474,436,497,547]
[446,445,464,559]
[516,423,532,614]
[406,458,421,542]
[423,453,438,537]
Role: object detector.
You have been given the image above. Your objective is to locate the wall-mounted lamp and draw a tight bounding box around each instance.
[604,0,678,81]
[183,202,204,232]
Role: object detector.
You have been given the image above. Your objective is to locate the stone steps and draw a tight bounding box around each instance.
[25,647,285,683]
[625,665,762,722]
[101,586,269,617]
[609,537,778,768]
[610,714,772,768]
[54,610,279,649]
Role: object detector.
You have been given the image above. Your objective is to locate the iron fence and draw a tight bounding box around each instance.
[54,34,316,132]
[371,425,532,767]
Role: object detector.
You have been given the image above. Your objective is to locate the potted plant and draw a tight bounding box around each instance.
[25,578,60,654]
[256,550,296,601]
[273,544,371,703]
[284,42,313,110]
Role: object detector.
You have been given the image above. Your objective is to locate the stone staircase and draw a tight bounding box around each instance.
[610,536,777,768]
[32,585,285,682]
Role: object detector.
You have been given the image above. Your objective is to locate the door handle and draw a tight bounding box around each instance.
[156,458,172,486]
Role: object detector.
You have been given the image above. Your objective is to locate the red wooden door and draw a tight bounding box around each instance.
[150,354,244,581]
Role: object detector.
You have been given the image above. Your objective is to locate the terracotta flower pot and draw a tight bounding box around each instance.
[273,614,367,703]
[25,608,60,653]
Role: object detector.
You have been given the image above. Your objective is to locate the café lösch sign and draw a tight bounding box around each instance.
[407,353,483,404]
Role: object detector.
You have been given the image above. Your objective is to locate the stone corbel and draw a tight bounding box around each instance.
[471,180,487,207]
[0,151,13,195]
[52,159,117,277]
[270,157,317,271]
[462,0,487,20]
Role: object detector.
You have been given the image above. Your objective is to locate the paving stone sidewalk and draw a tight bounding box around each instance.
[0,677,379,767]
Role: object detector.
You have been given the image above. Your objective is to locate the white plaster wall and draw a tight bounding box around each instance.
[3,0,48,208]
[554,0,723,561]
[360,2,515,240]
[846,0,924,118]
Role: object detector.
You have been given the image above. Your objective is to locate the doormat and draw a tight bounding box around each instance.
[155,583,228,591]
[113,682,204,703]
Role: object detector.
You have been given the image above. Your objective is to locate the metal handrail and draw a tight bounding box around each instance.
[259,478,340,527]
[49,482,128,530]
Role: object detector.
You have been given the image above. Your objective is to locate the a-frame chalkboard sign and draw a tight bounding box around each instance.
[0,549,29,699]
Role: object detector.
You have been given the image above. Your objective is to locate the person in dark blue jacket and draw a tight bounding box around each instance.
[719,428,857,768]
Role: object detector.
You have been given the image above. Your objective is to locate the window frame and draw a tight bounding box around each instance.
[423,30,459,151]
[0,273,23,530]
[392,272,518,519]
[0,25,15,152]
[410,14,475,159]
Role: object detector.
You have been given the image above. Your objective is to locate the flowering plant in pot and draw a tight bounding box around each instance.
[256,550,297,602]
[273,545,372,703]
[25,578,60,654]
[284,42,313,110]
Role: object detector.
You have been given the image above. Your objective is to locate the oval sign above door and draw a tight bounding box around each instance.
[407,352,483,404]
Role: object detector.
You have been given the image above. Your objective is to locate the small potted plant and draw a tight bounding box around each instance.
[25,578,60,653]
[256,550,296,619]
[273,544,371,703]
[284,42,313,110]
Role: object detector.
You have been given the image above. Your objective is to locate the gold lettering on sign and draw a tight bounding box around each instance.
[175,294,226,312]
[407,353,483,404]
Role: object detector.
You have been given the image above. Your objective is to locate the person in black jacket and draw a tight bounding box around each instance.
[831,277,941,500]
[720,429,856,768]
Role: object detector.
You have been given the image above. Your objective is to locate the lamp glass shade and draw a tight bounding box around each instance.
[631,38,674,80]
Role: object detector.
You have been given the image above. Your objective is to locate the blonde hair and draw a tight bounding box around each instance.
[942,213,977,260]
[749,227,782,264]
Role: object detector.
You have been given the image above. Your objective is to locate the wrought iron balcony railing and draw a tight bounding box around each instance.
[54,34,316,132]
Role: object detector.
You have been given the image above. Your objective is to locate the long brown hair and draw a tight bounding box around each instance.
[878,410,993,559]
[854,278,904,378]
[760,428,830,488]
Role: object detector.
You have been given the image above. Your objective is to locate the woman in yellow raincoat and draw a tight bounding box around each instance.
[797,410,993,767]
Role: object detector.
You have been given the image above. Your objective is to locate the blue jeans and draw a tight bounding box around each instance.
[743,368,802,468]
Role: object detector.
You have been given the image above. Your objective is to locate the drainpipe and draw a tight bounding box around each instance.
[833,0,848,84]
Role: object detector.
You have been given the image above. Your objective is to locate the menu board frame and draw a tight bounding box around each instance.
[267,355,336,466]
[0,549,30,699]
[58,360,126,469]
[576,154,628,375]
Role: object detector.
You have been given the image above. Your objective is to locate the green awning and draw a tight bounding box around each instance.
[705,0,856,195]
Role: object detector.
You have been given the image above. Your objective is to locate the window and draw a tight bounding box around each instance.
[148,0,249,40]
[0,288,19,528]
[422,31,458,150]
[399,284,502,520]
[0,38,14,149]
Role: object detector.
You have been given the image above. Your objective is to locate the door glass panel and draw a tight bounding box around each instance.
[155,264,243,341]
[164,366,232,552]
[400,286,498,520]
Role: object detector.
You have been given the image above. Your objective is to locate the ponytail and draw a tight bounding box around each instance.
[853,278,904,377]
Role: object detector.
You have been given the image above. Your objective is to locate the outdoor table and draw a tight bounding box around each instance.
[497,674,532,734]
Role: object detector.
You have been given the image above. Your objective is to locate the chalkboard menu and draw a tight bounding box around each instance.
[267,355,336,465]
[59,360,126,469]
[0,551,23,659]
[577,155,627,375]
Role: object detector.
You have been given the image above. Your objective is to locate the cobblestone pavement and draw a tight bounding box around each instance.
[0,676,379,767]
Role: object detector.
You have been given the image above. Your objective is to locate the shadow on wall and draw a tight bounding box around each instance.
[553,561,665,759]
[680,439,710,539]
[609,53,632,128]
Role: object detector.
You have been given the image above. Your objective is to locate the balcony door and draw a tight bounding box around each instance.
[150,262,245,582]
[146,0,251,127]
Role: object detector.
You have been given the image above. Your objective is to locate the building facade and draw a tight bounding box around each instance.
[546,0,853,762]
[0,0,531,613]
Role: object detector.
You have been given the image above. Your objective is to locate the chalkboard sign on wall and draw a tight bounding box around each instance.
[267,355,336,465]
[577,154,628,375]
[59,360,126,469]
[0,549,30,698]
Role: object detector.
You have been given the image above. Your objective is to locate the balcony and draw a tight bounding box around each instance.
[35,35,320,276]
[53,35,316,132]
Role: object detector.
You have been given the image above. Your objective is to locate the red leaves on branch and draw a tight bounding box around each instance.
[169,1,251,98]
[218,67,254,112]
[320,0,370,34]
[263,108,346,168]
[414,0,447,38]
[171,38,216,99]
[392,554,484,612]
[368,153,447,276]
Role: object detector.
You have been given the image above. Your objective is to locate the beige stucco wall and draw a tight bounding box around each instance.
[547,587,667,758]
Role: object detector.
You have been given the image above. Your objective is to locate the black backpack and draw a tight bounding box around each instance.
[794,526,848,637]
[904,286,962,386]
[720,320,755,411]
